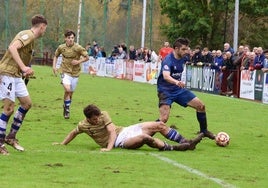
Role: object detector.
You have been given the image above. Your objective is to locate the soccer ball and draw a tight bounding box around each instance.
[215,132,230,147]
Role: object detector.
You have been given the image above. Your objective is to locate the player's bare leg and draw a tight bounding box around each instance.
[141,122,203,150]
[159,104,171,123]
[123,134,190,151]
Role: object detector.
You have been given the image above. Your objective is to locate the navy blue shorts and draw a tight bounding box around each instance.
[158,88,196,107]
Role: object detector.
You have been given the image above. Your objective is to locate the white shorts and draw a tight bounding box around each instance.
[115,124,142,148]
[61,73,79,92]
[0,75,29,102]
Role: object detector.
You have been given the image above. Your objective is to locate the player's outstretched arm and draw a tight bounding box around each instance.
[53,128,78,145]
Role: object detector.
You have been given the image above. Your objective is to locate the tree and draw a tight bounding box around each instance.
[159,0,268,50]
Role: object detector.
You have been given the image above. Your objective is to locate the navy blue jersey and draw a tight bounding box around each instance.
[157,52,187,93]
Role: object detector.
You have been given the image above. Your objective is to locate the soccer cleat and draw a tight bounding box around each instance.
[159,142,173,151]
[188,133,204,150]
[172,143,191,151]
[196,130,215,140]
[0,144,9,155]
[5,138,25,152]
[203,130,216,140]
[63,105,70,119]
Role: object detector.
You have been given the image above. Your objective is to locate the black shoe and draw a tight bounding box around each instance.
[172,143,190,151]
[159,142,173,151]
[159,142,190,151]
[63,105,70,119]
[203,130,215,140]
[188,133,204,150]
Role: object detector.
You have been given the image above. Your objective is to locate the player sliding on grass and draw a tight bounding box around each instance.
[0,15,48,155]
[52,30,89,119]
[156,38,215,140]
[53,104,204,151]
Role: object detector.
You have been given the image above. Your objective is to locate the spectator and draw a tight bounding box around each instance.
[85,42,94,57]
[117,46,127,59]
[223,42,235,55]
[192,45,202,65]
[128,45,137,60]
[233,45,250,69]
[136,48,144,60]
[240,51,251,70]
[120,43,128,54]
[187,48,194,64]
[254,47,265,70]
[211,50,217,63]
[222,51,236,95]
[95,46,103,59]
[233,45,244,66]
[201,47,213,66]
[253,47,258,54]
[240,52,256,71]
[143,47,152,62]
[158,41,173,61]
[213,50,224,70]
[261,49,268,73]
[100,46,106,58]
[111,45,119,57]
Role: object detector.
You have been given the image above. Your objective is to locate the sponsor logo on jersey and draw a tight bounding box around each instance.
[21,34,29,40]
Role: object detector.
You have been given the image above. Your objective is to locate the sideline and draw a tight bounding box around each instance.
[150,153,236,188]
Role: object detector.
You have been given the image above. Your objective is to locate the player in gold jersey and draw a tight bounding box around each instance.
[52,30,89,119]
[53,104,204,152]
[0,15,47,155]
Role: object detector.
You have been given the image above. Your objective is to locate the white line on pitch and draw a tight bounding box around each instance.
[150,153,236,188]
[29,149,236,187]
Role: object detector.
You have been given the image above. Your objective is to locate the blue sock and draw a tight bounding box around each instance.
[0,113,10,142]
[64,100,71,107]
[166,128,183,143]
[9,107,28,136]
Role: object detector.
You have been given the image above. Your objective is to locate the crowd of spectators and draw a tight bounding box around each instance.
[85,41,159,62]
[84,40,268,76]
[188,43,267,72]
[84,40,268,96]
[86,41,267,70]
[187,43,268,95]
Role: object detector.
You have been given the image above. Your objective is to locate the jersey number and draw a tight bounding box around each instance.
[7,83,12,91]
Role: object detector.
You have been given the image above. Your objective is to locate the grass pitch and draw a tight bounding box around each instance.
[0,65,267,188]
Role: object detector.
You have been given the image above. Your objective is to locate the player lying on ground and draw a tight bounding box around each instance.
[53,104,204,151]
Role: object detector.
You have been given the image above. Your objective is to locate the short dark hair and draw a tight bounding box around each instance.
[173,38,190,49]
[64,30,76,37]
[195,45,201,50]
[83,104,101,118]
[31,14,47,26]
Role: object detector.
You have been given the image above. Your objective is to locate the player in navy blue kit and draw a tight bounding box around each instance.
[157,38,215,140]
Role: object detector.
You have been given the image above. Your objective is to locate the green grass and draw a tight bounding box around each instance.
[1,65,267,188]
